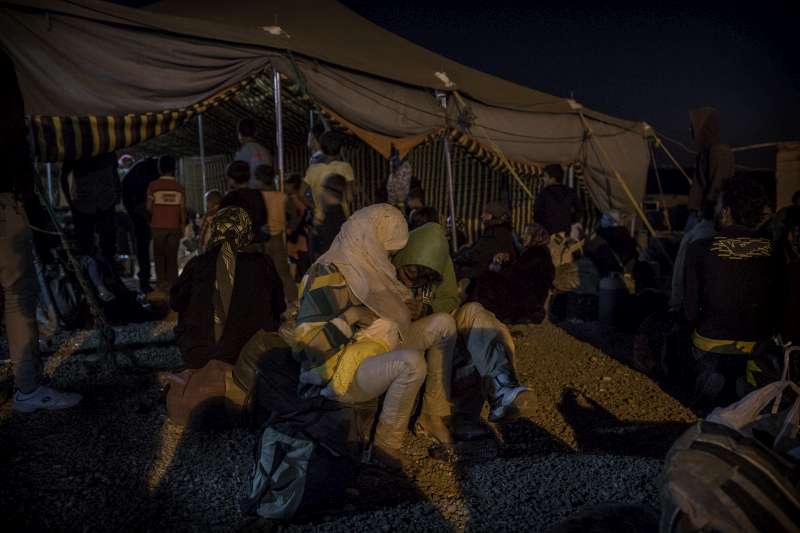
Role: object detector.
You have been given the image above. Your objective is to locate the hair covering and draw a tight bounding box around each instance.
[208,207,253,342]
[600,210,622,229]
[317,204,413,335]
[523,223,550,247]
[484,201,511,221]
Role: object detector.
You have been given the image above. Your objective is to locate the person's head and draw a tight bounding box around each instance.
[118,154,134,170]
[409,206,438,230]
[208,206,254,252]
[158,155,176,177]
[237,117,256,144]
[205,189,222,214]
[226,160,251,189]
[308,122,326,152]
[407,187,425,211]
[254,164,276,191]
[321,173,347,206]
[599,210,622,229]
[396,263,441,289]
[716,175,768,229]
[481,201,511,226]
[793,190,800,208]
[544,163,564,185]
[522,223,550,248]
[320,130,344,158]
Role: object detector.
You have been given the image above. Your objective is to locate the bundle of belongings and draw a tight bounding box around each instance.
[660,343,800,533]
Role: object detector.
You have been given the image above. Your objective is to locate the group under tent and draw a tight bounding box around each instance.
[2,0,666,242]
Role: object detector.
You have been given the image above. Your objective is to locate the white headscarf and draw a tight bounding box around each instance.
[317,204,413,335]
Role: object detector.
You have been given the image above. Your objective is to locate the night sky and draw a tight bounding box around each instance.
[114,0,798,168]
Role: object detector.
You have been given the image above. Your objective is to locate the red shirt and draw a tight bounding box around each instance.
[147,177,185,229]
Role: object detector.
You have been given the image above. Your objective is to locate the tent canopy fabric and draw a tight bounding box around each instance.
[0,0,651,214]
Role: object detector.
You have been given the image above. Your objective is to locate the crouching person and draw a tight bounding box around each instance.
[170,207,285,369]
[293,205,450,470]
[392,222,535,435]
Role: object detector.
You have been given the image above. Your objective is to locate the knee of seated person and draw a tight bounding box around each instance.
[455,301,486,326]
[395,349,427,381]
[428,312,457,337]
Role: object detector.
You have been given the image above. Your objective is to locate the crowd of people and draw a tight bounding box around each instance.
[2,53,799,479]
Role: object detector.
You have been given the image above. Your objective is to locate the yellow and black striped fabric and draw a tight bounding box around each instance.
[30,73,261,163]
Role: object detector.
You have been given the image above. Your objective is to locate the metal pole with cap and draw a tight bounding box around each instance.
[197,113,208,211]
[273,69,285,192]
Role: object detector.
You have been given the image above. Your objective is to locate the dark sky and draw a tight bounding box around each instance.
[113,0,798,168]
[340,0,799,168]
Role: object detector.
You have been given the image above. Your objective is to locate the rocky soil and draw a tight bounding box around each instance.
[0,318,697,532]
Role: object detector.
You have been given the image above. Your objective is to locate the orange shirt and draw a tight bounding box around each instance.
[147,177,185,229]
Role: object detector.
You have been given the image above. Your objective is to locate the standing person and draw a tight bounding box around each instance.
[198,189,222,252]
[302,131,355,222]
[307,121,327,166]
[684,176,780,408]
[2,50,81,411]
[220,161,267,243]
[686,108,735,231]
[234,117,273,187]
[61,152,121,264]
[122,155,160,292]
[454,202,517,282]
[533,163,584,237]
[309,174,348,261]
[255,164,298,307]
[147,155,186,291]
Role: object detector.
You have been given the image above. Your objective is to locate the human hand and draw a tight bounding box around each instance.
[406,297,426,320]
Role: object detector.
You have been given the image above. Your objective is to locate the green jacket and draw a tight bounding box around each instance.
[393,223,460,314]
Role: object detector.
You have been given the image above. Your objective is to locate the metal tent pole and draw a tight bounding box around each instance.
[197,113,208,211]
[273,69,285,192]
[438,93,459,253]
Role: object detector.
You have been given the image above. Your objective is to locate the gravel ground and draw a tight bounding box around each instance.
[0,318,697,533]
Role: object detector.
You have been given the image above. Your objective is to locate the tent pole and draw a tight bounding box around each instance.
[273,69,285,192]
[46,162,53,205]
[197,113,208,211]
[438,93,459,252]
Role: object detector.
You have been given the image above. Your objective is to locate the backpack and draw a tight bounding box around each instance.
[660,376,800,533]
[165,360,246,429]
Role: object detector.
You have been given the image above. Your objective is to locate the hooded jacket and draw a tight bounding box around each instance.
[393,223,461,315]
[688,108,736,211]
[454,221,517,280]
[534,183,583,236]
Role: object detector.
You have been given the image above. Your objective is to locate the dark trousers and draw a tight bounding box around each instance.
[692,346,749,409]
[127,207,152,284]
[152,228,182,290]
[72,206,117,262]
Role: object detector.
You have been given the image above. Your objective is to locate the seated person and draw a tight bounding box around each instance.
[409,206,439,231]
[309,173,348,261]
[170,207,285,369]
[584,210,638,277]
[220,161,267,243]
[293,204,451,470]
[469,223,555,324]
[393,221,535,432]
[454,202,517,281]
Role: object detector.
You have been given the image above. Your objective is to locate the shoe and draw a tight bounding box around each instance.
[488,373,536,422]
[415,413,455,446]
[13,385,82,413]
[371,443,413,472]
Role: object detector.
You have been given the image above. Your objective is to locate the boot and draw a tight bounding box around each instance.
[415,413,455,445]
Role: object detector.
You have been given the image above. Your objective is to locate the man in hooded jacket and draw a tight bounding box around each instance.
[393,222,536,433]
[686,108,735,230]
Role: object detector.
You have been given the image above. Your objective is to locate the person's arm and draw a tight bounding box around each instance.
[429,259,461,314]
[146,181,155,215]
[570,190,584,223]
[60,163,74,209]
[262,255,286,331]
[179,190,187,227]
[300,175,314,210]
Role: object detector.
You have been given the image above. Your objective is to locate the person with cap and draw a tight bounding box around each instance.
[533,163,584,237]
[309,173,348,261]
[454,201,518,282]
[302,131,355,223]
[170,207,285,369]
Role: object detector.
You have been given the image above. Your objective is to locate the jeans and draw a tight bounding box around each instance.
[127,207,152,284]
[0,193,41,393]
[152,228,182,290]
[265,234,298,304]
[401,313,456,417]
[692,346,749,408]
[72,205,117,262]
[454,302,517,378]
[328,349,427,449]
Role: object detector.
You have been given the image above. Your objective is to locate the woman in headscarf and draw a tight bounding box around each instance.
[171,207,286,369]
[293,204,451,469]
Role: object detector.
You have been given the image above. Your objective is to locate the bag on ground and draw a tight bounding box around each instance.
[165,359,246,429]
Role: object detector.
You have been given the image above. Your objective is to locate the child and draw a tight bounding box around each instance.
[199,189,222,252]
[146,155,186,291]
[254,164,298,306]
[310,173,347,261]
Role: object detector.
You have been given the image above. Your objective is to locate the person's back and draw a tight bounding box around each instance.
[68,152,120,215]
[534,164,583,236]
[234,117,273,181]
[122,156,159,211]
[687,108,735,214]
[304,131,354,223]
[220,161,267,241]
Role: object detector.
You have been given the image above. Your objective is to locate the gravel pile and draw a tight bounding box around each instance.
[0,318,696,532]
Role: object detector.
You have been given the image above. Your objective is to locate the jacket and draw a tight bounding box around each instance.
[688,108,736,211]
[122,157,159,211]
[534,184,583,236]
[454,222,517,280]
[393,223,461,315]
[62,153,121,215]
[1,51,34,198]
[170,247,285,368]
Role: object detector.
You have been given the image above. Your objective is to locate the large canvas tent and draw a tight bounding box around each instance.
[1,0,653,237]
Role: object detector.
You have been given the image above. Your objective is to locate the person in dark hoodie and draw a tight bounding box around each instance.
[170,207,285,368]
[454,201,517,281]
[309,173,348,261]
[684,176,780,408]
[686,108,735,231]
[393,222,536,435]
[534,163,584,237]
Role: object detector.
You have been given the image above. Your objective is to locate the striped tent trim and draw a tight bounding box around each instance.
[30,71,264,163]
